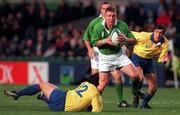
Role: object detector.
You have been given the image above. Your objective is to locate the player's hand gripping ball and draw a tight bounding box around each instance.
[110,29,122,46]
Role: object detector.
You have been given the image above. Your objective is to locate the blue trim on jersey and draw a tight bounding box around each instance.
[150,33,164,43]
[48,89,67,111]
[131,54,155,74]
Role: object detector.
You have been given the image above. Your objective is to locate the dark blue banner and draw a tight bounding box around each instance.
[49,61,165,87]
[49,62,90,85]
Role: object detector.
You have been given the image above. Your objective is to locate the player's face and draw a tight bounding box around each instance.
[104,11,117,28]
[100,4,111,17]
[154,29,164,40]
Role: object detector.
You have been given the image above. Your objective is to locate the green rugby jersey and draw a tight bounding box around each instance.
[83,16,103,41]
[92,20,135,55]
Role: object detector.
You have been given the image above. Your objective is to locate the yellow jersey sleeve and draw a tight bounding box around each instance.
[131,31,150,40]
[91,94,103,112]
[131,31,143,40]
[158,37,169,63]
[132,31,169,61]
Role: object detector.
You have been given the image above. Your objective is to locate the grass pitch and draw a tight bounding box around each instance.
[0,84,180,115]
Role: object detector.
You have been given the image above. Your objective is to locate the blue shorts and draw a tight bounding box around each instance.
[48,89,67,111]
[131,54,155,74]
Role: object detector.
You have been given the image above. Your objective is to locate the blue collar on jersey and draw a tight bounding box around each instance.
[150,33,164,45]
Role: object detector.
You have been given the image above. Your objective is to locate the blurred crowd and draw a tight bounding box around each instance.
[0,0,180,60]
[0,0,96,59]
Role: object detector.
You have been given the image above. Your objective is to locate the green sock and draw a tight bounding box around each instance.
[115,83,123,102]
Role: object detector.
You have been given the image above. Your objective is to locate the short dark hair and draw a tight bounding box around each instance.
[87,73,99,87]
[101,2,111,6]
[105,6,117,13]
[155,24,166,33]
[100,2,112,9]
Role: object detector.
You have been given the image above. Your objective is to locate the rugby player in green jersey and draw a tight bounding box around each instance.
[83,2,131,107]
[91,6,141,106]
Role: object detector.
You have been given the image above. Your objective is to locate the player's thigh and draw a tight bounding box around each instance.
[39,82,58,99]
[120,63,138,78]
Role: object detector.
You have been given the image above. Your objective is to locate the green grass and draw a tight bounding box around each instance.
[0,84,180,115]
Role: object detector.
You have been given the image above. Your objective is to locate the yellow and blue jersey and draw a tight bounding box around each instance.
[65,82,103,112]
[132,31,169,63]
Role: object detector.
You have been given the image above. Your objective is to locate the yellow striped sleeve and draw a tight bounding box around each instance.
[91,94,103,112]
[158,37,169,63]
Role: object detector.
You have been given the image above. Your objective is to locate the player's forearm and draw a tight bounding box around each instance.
[126,38,137,45]
[92,108,102,112]
[125,45,134,57]
[158,51,168,63]
[91,96,103,112]
[91,105,102,112]
[158,44,169,63]
[84,40,93,51]
[95,39,106,47]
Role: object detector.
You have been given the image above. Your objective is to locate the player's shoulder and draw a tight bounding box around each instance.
[132,31,152,36]
[117,20,128,26]
[79,81,92,88]
[83,82,99,92]
[92,16,103,22]
[89,16,103,25]
[89,84,100,95]
[93,21,103,31]
[143,31,153,35]
[83,82,95,88]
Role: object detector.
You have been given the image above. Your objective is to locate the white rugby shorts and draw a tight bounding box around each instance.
[98,51,132,72]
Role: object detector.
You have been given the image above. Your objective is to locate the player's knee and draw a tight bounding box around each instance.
[39,82,45,89]
[115,78,122,83]
[139,76,144,82]
[99,79,108,87]
[39,82,48,90]
[114,76,122,83]
[98,83,107,93]
[129,72,138,79]
[98,80,108,92]
[98,85,106,93]
[99,76,108,83]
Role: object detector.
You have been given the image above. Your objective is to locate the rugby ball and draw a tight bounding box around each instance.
[110,29,121,46]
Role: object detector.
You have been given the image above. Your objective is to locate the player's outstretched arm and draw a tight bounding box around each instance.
[91,95,103,112]
[158,38,169,63]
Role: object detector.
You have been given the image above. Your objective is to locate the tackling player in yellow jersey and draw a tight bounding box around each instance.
[131,24,169,109]
[4,73,102,112]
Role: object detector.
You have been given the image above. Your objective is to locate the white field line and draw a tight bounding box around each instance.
[104,100,180,105]
[2,99,180,105]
